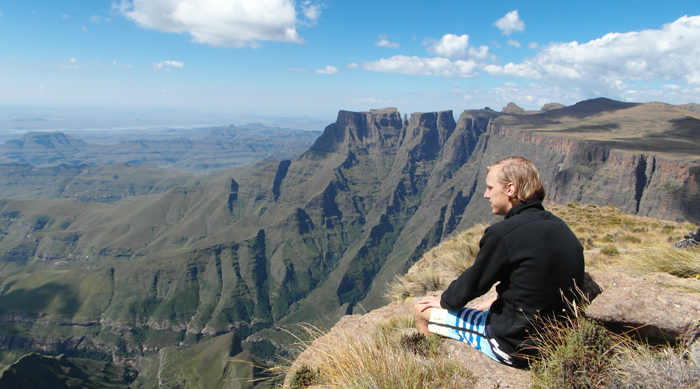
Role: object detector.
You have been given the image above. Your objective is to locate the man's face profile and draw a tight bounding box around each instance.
[484,167,515,216]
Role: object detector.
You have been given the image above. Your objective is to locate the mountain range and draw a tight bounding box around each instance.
[0,98,698,386]
[0,124,322,174]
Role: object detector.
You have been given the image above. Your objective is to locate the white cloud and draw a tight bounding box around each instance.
[376,35,399,48]
[479,80,700,110]
[363,55,478,78]
[528,42,539,49]
[314,65,338,74]
[90,15,111,23]
[427,34,468,58]
[300,0,322,25]
[90,60,132,68]
[59,58,83,69]
[507,39,521,48]
[485,15,700,97]
[494,10,524,36]
[426,34,494,60]
[116,0,323,48]
[353,97,385,104]
[347,62,358,69]
[152,60,184,71]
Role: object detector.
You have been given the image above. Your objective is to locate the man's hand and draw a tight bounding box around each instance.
[415,294,443,312]
[472,295,497,311]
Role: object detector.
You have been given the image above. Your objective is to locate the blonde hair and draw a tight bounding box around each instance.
[487,156,546,204]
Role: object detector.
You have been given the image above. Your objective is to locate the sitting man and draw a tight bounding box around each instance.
[414,156,585,368]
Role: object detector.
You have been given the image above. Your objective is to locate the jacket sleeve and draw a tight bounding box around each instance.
[440,227,510,310]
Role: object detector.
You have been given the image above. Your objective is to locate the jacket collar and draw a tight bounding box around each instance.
[504,199,544,220]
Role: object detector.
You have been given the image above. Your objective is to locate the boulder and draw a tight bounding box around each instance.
[585,272,700,343]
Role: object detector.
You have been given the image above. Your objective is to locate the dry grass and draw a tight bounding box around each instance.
[388,203,699,301]
[623,247,700,279]
[385,223,486,303]
[608,342,700,388]
[548,203,697,271]
[530,313,619,388]
[282,320,475,389]
[530,301,700,389]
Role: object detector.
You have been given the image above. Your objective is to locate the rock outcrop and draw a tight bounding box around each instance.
[585,272,700,343]
[540,102,566,111]
[501,102,526,114]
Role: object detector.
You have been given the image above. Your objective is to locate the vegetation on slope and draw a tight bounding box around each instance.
[0,353,137,388]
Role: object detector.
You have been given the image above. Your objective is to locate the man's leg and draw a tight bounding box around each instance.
[414,303,432,336]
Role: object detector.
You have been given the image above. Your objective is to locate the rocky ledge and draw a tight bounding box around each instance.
[286,270,700,388]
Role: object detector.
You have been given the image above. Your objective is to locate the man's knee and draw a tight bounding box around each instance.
[414,303,429,321]
[414,304,433,335]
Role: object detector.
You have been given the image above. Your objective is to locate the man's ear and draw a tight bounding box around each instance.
[505,182,516,197]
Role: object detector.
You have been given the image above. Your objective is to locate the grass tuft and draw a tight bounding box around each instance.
[288,364,319,389]
[624,247,700,279]
[385,223,486,303]
[601,246,619,256]
[281,322,475,389]
[608,341,700,388]
[398,332,442,358]
[531,314,618,389]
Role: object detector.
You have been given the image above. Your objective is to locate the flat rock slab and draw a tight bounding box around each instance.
[586,271,700,342]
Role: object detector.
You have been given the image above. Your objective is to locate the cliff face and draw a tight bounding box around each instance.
[0,100,697,373]
[481,123,700,223]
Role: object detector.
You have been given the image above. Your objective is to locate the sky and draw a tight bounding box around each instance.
[2,0,700,127]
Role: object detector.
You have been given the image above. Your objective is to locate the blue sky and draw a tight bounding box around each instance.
[2,0,700,126]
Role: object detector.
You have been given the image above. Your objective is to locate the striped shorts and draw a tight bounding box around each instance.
[428,307,516,366]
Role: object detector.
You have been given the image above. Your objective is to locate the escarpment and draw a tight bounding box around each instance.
[0,99,698,384]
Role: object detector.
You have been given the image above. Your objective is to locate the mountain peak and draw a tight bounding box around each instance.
[309,108,404,154]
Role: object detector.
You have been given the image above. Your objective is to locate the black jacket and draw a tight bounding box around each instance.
[440,200,585,360]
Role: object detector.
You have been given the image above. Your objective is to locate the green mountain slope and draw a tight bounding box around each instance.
[0,100,697,384]
[0,163,204,203]
[0,353,137,388]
